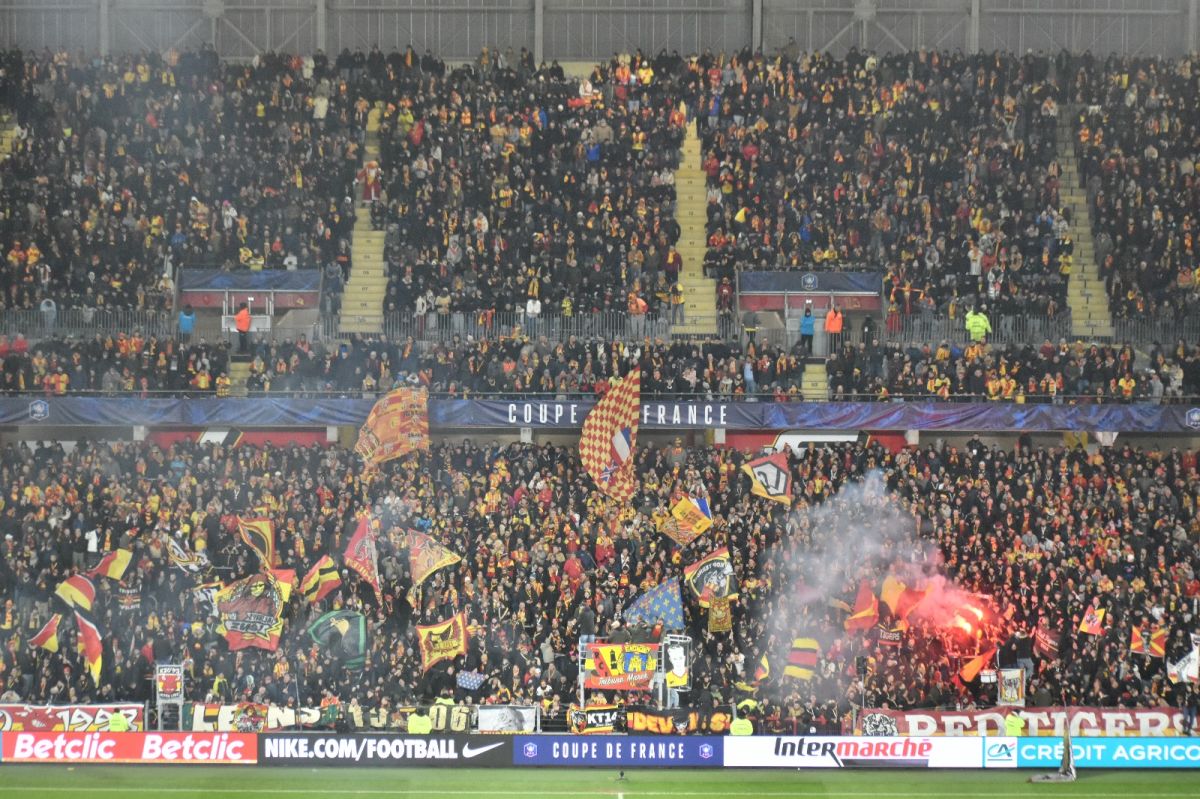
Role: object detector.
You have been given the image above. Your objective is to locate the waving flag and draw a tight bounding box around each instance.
[29,614,62,653]
[1131,625,1167,658]
[74,609,104,685]
[669,496,713,543]
[406,531,461,586]
[167,536,209,574]
[344,513,383,603]
[300,555,342,603]
[1078,604,1106,636]
[88,550,132,581]
[784,637,820,680]
[55,575,96,611]
[307,610,369,670]
[215,572,288,652]
[457,670,487,692]
[580,368,640,502]
[844,581,880,631]
[683,547,738,608]
[741,452,792,504]
[623,578,684,631]
[356,386,430,469]
[958,648,996,683]
[237,517,276,568]
[708,595,733,632]
[416,612,469,671]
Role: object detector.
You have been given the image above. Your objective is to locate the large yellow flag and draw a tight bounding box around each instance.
[579,368,640,502]
[416,612,469,670]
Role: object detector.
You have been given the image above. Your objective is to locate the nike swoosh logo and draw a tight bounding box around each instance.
[462,742,505,759]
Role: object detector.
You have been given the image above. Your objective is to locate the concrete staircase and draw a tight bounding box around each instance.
[339,105,387,336]
[0,113,16,160]
[227,359,251,398]
[801,362,829,402]
[1056,109,1114,341]
[672,114,717,336]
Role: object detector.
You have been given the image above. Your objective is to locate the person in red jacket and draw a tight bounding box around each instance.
[234,302,252,354]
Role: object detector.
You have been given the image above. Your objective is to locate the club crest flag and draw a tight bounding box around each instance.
[1078,604,1106,636]
[344,513,383,603]
[30,613,62,653]
[215,572,288,651]
[300,555,342,603]
[580,368,640,502]
[741,452,792,504]
[88,549,132,581]
[669,496,713,542]
[416,612,469,671]
[708,595,733,633]
[683,547,739,608]
[623,578,684,631]
[356,386,430,469]
[237,517,276,568]
[167,536,209,574]
[406,531,461,586]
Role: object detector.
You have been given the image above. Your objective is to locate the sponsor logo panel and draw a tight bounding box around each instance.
[259,734,510,766]
[723,736,983,768]
[1017,737,1200,768]
[858,707,1187,736]
[1,732,256,764]
[513,735,721,767]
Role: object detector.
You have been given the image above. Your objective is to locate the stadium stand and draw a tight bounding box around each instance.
[0,437,1194,732]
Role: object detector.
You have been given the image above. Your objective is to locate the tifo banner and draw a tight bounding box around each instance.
[512,735,722,767]
[1015,737,1200,769]
[858,707,1188,737]
[625,705,733,735]
[1,732,256,764]
[9,397,1200,433]
[582,642,659,690]
[0,704,144,732]
[723,736,983,768]
[476,706,537,734]
[260,734,511,766]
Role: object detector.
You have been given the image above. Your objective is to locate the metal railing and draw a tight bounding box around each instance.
[341,311,742,343]
[880,312,1073,347]
[0,308,176,340]
[1114,317,1200,351]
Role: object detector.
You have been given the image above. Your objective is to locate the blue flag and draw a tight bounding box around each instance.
[624,578,685,631]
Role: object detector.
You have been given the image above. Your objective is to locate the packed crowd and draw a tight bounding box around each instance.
[825,337,1200,403]
[1072,55,1200,320]
[376,50,692,318]
[0,436,1193,729]
[0,47,362,312]
[698,48,1071,320]
[0,331,230,396]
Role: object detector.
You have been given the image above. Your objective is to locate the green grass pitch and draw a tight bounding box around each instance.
[0,767,1196,798]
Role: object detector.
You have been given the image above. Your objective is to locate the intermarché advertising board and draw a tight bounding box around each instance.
[723,736,987,768]
[259,733,512,766]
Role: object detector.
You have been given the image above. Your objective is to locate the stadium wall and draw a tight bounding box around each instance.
[0,0,1192,62]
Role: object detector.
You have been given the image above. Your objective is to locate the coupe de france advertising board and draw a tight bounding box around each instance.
[512,735,722,767]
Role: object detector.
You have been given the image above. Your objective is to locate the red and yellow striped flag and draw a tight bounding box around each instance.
[88,550,133,581]
[29,614,62,653]
[74,609,103,685]
[580,368,640,502]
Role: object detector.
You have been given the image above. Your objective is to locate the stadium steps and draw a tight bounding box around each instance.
[1057,108,1115,342]
[672,114,717,337]
[802,362,828,402]
[228,359,251,398]
[0,113,16,160]
[340,120,385,336]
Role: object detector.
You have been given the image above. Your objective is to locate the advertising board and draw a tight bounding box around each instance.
[723,736,984,768]
[513,735,722,767]
[858,707,1187,736]
[0,703,145,732]
[1017,737,1200,768]
[1,731,256,764]
[259,734,511,766]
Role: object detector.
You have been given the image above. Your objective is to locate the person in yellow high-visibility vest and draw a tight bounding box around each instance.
[730,715,754,735]
[1004,709,1026,737]
[408,707,433,734]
